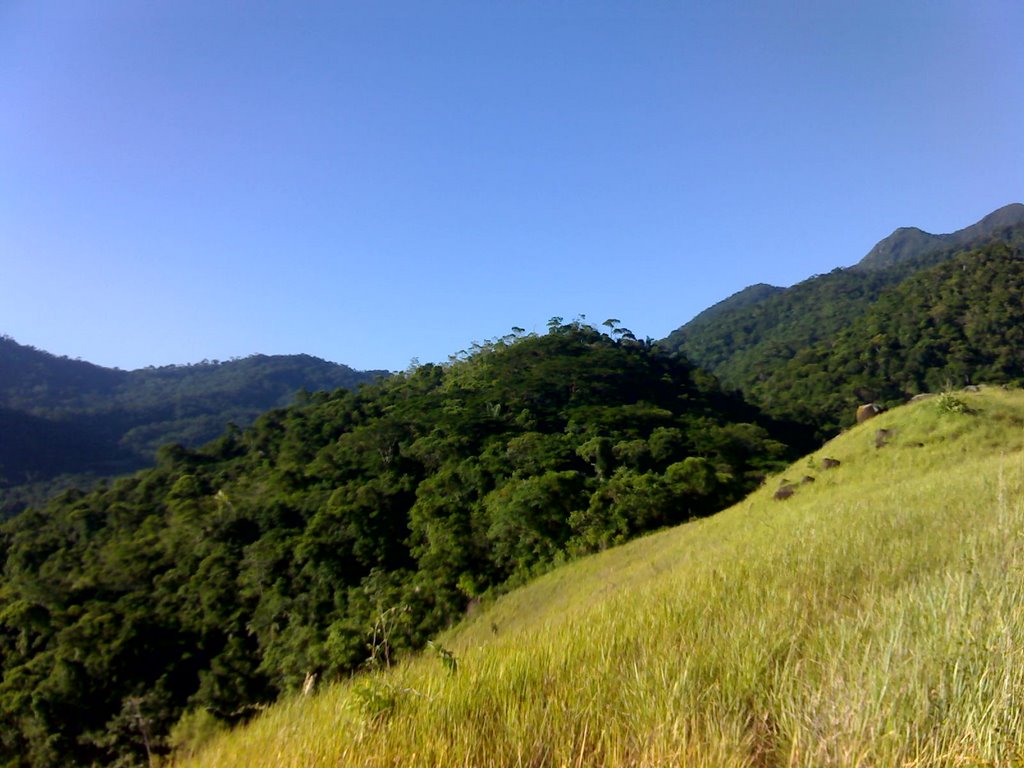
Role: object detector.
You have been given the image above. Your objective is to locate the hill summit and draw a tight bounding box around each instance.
[855,202,1024,271]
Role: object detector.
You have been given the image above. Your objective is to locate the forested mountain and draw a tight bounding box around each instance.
[663,204,1024,427]
[0,320,800,767]
[0,336,386,515]
[678,283,784,329]
[740,238,1024,430]
[854,202,1024,271]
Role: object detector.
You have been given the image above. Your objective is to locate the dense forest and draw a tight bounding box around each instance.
[0,337,386,516]
[664,208,1024,431]
[663,249,957,387]
[0,320,800,767]
[740,239,1024,429]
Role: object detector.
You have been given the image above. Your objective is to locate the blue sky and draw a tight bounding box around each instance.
[2,1,1022,372]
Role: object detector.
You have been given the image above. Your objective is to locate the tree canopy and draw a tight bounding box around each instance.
[741,239,1024,430]
[663,224,1024,434]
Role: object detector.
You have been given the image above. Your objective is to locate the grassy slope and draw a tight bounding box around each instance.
[180,389,1024,767]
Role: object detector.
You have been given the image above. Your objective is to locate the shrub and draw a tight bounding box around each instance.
[936,392,971,415]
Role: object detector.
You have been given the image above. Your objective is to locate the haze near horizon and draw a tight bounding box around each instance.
[2,1,1022,372]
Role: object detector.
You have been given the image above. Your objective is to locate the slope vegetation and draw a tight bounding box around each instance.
[0,322,794,767]
[0,335,385,515]
[183,387,1024,767]
[747,239,1024,431]
[663,205,1024,420]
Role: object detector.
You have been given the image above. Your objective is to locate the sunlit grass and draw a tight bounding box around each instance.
[178,388,1024,767]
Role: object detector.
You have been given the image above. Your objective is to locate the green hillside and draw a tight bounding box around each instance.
[855,202,1024,271]
[745,239,1024,431]
[180,387,1024,767]
[0,321,796,768]
[663,205,1024,420]
[0,336,386,516]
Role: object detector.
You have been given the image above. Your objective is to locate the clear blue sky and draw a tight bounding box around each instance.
[2,1,1022,372]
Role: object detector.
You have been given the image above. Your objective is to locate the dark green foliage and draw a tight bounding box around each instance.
[664,243,972,393]
[0,337,386,517]
[740,239,1024,431]
[663,210,1024,436]
[0,320,794,767]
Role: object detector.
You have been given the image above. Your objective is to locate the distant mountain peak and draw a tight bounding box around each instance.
[975,202,1024,229]
[856,203,1024,271]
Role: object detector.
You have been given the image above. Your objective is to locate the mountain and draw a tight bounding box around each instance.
[0,336,387,515]
[739,238,1024,429]
[855,202,1024,271]
[663,204,1024,426]
[176,387,1024,767]
[678,282,784,327]
[0,321,800,767]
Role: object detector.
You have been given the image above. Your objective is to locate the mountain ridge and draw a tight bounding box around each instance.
[854,202,1024,271]
[0,335,388,514]
[662,204,1024,410]
[738,237,1024,430]
[678,282,785,328]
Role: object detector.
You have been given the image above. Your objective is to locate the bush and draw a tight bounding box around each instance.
[936,392,971,415]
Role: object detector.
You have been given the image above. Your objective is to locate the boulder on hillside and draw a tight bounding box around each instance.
[857,403,883,424]
[774,485,796,501]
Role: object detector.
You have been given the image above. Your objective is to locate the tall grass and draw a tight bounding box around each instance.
[179,389,1024,767]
